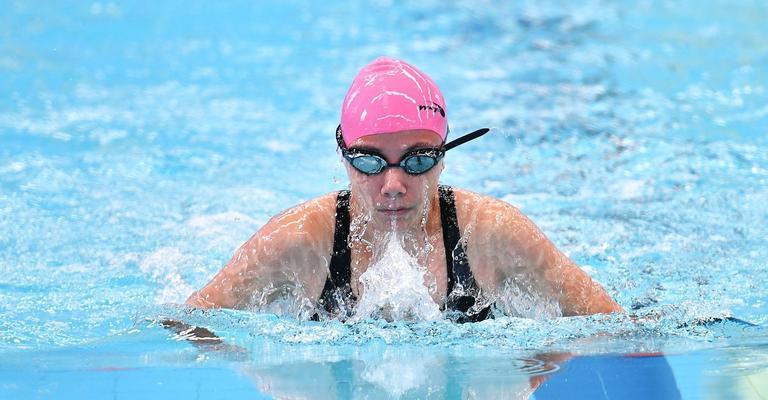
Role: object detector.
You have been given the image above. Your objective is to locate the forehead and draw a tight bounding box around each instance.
[349,129,443,152]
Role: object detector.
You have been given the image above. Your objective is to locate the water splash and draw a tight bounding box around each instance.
[494,275,562,319]
[144,303,765,358]
[352,232,442,322]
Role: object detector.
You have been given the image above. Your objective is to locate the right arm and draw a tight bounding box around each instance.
[186,194,336,310]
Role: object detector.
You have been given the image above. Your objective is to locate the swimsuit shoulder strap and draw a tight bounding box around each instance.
[438,185,491,322]
[317,189,355,315]
[438,184,472,294]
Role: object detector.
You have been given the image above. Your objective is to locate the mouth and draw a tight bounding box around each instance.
[376,207,413,217]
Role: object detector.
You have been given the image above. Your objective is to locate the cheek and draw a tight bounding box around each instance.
[417,163,442,190]
[345,162,442,202]
[346,165,380,199]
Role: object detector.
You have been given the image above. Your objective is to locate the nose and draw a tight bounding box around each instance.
[380,167,407,198]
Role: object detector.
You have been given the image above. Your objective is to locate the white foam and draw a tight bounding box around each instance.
[352,233,442,322]
[615,179,650,200]
[188,211,259,236]
[263,140,300,153]
[187,211,261,250]
[139,247,197,304]
[0,162,26,174]
[495,277,562,320]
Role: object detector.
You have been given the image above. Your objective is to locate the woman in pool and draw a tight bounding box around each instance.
[186,57,623,321]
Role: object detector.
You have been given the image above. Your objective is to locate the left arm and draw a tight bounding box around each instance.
[521,228,623,315]
[460,194,623,316]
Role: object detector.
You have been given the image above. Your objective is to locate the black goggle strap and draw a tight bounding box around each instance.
[336,124,490,153]
[443,128,490,152]
[336,124,346,151]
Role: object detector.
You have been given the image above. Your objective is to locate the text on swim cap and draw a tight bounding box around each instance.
[418,103,445,118]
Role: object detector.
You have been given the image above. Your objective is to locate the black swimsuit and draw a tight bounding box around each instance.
[315,185,491,323]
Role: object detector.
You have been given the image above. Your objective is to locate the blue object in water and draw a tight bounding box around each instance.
[535,354,681,399]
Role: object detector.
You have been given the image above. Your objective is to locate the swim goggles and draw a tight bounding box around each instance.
[336,125,490,175]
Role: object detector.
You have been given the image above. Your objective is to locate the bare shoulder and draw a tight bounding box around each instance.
[253,191,339,251]
[186,192,341,309]
[452,188,520,218]
[450,187,553,280]
[451,187,544,245]
[268,191,337,226]
[451,187,623,315]
[446,187,544,290]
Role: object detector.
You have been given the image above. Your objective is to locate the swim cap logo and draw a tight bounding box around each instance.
[418,103,446,118]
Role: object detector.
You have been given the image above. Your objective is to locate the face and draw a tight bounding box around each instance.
[344,130,444,232]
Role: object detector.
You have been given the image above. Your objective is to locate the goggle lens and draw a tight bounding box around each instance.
[347,151,441,175]
[349,155,387,174]
[403,154,438,174]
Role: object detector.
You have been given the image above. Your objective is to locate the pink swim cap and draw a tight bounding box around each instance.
[340,57,448,146]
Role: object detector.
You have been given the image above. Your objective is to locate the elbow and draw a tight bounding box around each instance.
[608,300,626,314]
[595,294,625,315]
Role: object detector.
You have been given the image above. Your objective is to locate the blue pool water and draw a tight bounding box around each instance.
[1,1,767,398]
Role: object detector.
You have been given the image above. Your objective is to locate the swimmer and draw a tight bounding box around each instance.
[186,57,623,321]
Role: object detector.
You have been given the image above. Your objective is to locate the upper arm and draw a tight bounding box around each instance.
[461,195,623,316]
[521,232,624,316]
[186,195,335,310]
